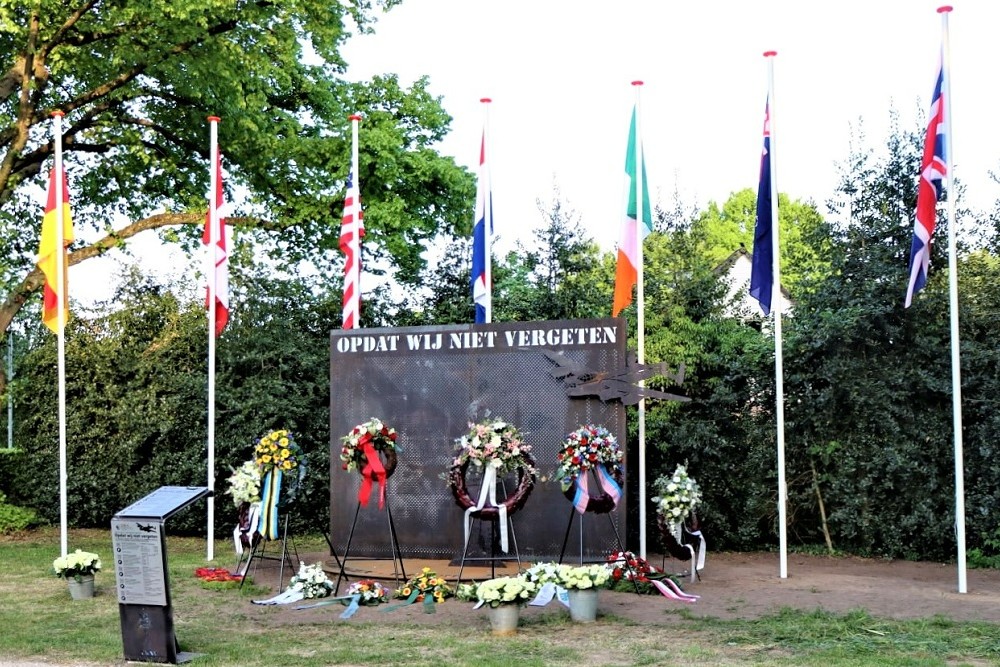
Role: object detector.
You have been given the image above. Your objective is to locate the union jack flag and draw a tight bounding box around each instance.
[905,64,947,308]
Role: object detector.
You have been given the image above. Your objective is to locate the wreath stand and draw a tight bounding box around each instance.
[556,468,640,594]
[455,477,523,583]
[237,512,301,592]
[657,512,706,584]
[332,483,407,595]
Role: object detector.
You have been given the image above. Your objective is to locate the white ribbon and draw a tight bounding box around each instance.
[233,502,261,556]
[686,526,707,573]
[251,589,304,606]
[529,582,570,608]
[463,463,509,553]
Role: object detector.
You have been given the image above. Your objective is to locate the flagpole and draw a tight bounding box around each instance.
[52,110,68,558]
[481,98,493,324]
[631,80,649,559]
[937,4,965,595]
[763,51,788,579]
[206,116,220,561]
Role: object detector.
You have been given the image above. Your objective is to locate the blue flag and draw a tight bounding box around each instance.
[749,100,773,316]
[471,130,492,323]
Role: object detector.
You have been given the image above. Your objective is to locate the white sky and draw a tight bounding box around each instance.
[343,0,1000,254]
[75,0,1000,305]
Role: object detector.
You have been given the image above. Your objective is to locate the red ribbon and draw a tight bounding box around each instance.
[358,434,387,509]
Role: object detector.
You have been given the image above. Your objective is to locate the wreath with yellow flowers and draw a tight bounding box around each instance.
[255,429,302,474]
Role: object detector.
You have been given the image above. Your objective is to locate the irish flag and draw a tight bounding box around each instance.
[37,167,74,333]
[612,106,652,317]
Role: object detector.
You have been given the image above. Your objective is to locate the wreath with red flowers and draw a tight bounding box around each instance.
[339,417,400,479]
[555,424,624,514]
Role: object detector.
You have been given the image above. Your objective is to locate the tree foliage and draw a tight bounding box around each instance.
[0,0,474,373]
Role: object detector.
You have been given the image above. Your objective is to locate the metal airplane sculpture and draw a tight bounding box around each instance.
[539,348,690,405]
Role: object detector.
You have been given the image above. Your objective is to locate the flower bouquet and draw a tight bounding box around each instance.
[652,464,701,524]
[451,418,536,476]
[255,429,302,474]
[52,549,102,583]
[288,562,334,600]
[395,566,452,604]
[474,575,538,608]
[604,550,670,594]
[225,460,261,507]
[554,563,610,590]
[345,579,390,605]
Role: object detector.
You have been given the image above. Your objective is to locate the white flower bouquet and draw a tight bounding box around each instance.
[52,549,102,583]
[225,460,261,507]
[475,575,538,607]
[554,563,610,590]
[651,464,702,523]
[288,561,334,599]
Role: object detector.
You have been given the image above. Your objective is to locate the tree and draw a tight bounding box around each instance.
[690,188,831,298]
[0,0,475,392]
[494,192,609,322]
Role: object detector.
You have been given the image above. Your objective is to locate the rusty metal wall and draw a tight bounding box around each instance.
[329,319,626,561]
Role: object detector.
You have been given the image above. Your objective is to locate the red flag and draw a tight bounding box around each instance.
[203,146,229,335]
[37,167,74,333]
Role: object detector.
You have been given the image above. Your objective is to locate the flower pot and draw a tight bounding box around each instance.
[567,588,599,622]
[67,574,95,600]
[487,604,520,635]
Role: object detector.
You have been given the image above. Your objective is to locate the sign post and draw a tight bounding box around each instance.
[111,486,211,664]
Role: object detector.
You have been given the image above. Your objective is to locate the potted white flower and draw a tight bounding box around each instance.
[474,575,538,635]
[554,563,609,622]
[52,549,102,599]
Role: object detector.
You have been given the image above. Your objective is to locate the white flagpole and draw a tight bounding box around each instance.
[632,80,649,559]
[53,110,68,558]
[481,97,493,324]
[937,4,966,594]
[206,116,220,561]
[764,51,788,579]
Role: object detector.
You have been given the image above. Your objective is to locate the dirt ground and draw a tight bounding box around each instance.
[245,550,1000,626]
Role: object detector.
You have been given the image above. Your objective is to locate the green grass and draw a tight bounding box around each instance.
[2,529,998,666]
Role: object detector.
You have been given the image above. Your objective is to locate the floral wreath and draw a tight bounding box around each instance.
[394,567,452,604]
[447,417,536,520]
[346,578,390,605]
[254,429,305,542]
[652,464,701,525]
[604,550,664,594]
[340,417,400,477]
[340,417,400,509]
[255,429,302,474]
[288,562,334,600]
[555,424,624,514]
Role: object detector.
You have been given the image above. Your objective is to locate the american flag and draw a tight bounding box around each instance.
[905,64,947,308]
[340,170,364,329]
[749,100,773,316]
